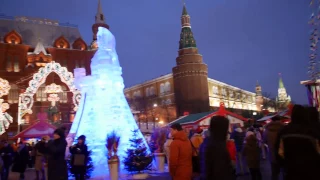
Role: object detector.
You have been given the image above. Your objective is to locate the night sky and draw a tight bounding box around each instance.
[0,0,310,104]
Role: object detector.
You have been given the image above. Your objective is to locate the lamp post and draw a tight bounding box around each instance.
[153,103,157,129]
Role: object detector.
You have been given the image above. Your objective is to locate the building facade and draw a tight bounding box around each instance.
[0,0,109,137]
[124,5,263,130]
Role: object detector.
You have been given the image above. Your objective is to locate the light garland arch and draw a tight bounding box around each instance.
[19,61,81,119]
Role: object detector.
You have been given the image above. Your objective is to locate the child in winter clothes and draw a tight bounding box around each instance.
[242,134,262,180]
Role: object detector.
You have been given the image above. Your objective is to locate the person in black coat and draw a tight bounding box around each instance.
[70,135,88,180]
[199,116,235,180]
[275,105,320,180]
[12,142,29,180]
[0,140,14,180]
[44,127,68,180]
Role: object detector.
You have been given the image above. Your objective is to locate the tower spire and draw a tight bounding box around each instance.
[179,4,196,50]
[278,73,284,89]
[91,0,110,49]
[95,0,105,24]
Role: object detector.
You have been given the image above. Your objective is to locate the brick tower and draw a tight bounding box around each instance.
[172,4,210,116]
[90,0,110,49]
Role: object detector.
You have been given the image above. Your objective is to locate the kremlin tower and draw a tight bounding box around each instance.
[172,4,210,116]
[255,81,263,111]
[90,0,110,49]
[276,74,291,105]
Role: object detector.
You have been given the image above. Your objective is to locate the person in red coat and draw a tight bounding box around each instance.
[227,133,237,177]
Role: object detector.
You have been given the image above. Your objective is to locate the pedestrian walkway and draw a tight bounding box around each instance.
[9,159,277,179]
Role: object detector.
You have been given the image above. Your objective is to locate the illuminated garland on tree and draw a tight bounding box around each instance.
[308,0,320,81]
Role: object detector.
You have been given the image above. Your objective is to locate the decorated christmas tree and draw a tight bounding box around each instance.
[123,129,153,173]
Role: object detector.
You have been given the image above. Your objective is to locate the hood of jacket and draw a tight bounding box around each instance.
[173,131,188,142]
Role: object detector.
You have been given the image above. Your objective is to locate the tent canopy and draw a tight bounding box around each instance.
[167,102,248,128]
[12,120,57,139]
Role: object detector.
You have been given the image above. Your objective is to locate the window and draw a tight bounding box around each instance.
[59,86,68,103]
[166,99,172,104]
[160,83,165,94]
[229,91,234,98]
[242,94,246,101]
[36,84,47,102]
[221,88,227,97]
[247,96,252,102]
[236,93,240,100]
[150,87,155,96]
[8,84,19,103]
[133,90,141,98]
[212,86,218,95]
[145,88,150,97]
[6,56,12,72]
[13,56,20,72]
[164,82,171,93]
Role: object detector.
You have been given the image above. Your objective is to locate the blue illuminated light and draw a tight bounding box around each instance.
[67,27,151,178]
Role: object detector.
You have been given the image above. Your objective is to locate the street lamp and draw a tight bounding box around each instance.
[152,103,157,129]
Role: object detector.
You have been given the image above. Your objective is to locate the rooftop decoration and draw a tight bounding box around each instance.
[4,30,22,44]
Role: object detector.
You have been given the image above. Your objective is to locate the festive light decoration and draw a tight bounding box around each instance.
[308,0,320,80]
[44,83,63,93]
[47,93,60,106]
[0,78,10,97]
[0,78,12,135]
[18,61,81,119]
[0,100,13,135]
[67,27,152,178]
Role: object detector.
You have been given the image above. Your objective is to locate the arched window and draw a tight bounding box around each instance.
[8,84,19,103]
[36,84,47,102]
[6,55,12,72]
[13,56,20,72]
[150,87,155,96]
[145,88,150,97]
[60,86,68,103]
[160,83,165,94]
[164,82,171,93]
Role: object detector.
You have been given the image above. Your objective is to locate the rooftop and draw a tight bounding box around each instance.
[0,13,82,47]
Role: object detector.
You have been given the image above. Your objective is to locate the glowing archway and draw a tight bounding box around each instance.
[18,61,81,120]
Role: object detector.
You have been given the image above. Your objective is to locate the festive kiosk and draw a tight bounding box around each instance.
[167,102,248,131]
[257,104,293,124]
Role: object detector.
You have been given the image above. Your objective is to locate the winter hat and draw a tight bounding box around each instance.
[78,135,86,141]
[54,128,65,138]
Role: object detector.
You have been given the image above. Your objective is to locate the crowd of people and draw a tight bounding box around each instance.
[0,128,89,180]
[165,104,320,180]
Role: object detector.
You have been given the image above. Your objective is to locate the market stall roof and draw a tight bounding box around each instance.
[257,109,291,122]
[11,120,57,139]
[167,102,248,127]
